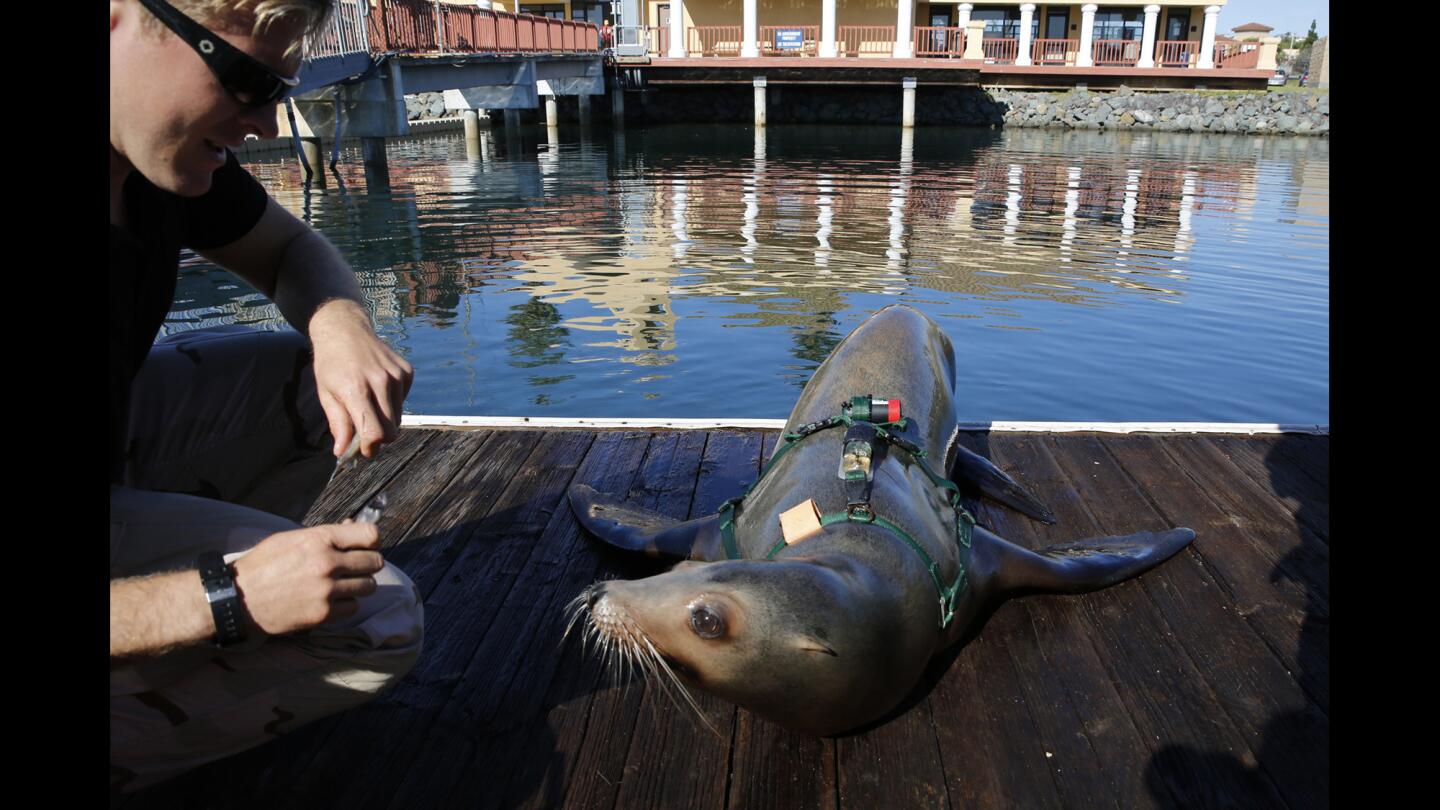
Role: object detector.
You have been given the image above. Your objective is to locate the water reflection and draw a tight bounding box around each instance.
[170,125,1328,422]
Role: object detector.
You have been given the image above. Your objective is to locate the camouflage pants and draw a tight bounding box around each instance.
[109,326,424,793]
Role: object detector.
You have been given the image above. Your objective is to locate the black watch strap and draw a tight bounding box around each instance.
[198,551,247,648]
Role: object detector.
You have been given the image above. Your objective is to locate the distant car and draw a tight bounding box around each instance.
[1269,68,1289,86]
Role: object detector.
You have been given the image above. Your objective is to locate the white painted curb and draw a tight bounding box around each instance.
[399,415,1328,435]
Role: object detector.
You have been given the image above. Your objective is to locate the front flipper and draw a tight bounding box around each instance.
[567,484,724,561]
[979,525,1196,599]
[947,442,1057,525]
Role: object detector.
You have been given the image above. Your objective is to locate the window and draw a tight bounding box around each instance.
[570,0,612,25]
[971,7,1039,40]
[1093,10,1144,41]
[520,3,565,19]
[1165,11,1190,41]
[1045,9,1068,40]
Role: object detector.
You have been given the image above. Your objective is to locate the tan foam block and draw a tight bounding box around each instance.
[779,498,824,545]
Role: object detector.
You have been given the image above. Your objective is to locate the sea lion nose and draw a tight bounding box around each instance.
[586,582,609,609]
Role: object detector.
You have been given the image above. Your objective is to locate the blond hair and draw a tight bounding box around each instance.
[140,1,334,59]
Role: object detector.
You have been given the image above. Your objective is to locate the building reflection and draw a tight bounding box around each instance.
[212,127,1312,379]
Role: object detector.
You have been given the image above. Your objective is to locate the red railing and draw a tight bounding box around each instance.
[365,1,599,55]
[913,27,965,57]
[840,25,895,57]
[654,25,669,55]
[305,0,368,58]
[688,25,742,56]
[1031,38,1077,65]
[1155,40,1198,67]
[983,37,1018,63]
[1214,42,1260,68]
[1092,39,1143,66]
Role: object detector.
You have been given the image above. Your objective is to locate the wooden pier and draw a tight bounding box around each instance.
[119,426,1329,809]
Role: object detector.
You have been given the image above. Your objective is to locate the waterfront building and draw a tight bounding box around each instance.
[436,0,1273,83]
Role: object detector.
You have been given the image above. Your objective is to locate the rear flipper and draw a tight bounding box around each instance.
[567,484,723,561]
[946,441,1057,525]
[980,525,1196,599]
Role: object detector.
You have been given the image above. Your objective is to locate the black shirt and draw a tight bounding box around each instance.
[109,151,269,483]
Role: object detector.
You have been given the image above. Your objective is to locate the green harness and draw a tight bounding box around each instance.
[715,396,977,630]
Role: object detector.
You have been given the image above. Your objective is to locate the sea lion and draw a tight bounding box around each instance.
[566,305,1195,736]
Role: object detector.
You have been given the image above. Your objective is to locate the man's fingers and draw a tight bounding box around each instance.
[327,522,381,550]
[330,577,378,601]
[319,388,355,458]
[332,549,385,577]
[327,598,361,623]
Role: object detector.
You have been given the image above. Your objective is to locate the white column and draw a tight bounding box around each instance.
[1016,4,1035,66]
[1197,5,1220,68]
[1137,4,1160,67]
[668,0,686,58]
[819,0,837,58]
[901,77,916,128]
[956,2,973,30]
[1076,3,1097,67]
[753,75,767,127]
[742,0,759,58]
[893,0,914,58]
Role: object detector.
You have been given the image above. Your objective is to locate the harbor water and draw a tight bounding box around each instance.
[168,124,1329,424]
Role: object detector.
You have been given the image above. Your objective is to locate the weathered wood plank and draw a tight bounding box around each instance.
[727,713,837,810]
[384,431,655,809]
[272,430,596,810]
[1104,434,1329,714]
[952,431,1157,809]
[611,430,766,810]
[1205,435,1330,544]
[985,433,1289,810]
[836,689,949,810]
[536,430,711,810]
[1048,433,1325,809]
[929,613,1065,810]
[302,427,439,525]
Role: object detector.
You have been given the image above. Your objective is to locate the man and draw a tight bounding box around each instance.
[109,0,424,792]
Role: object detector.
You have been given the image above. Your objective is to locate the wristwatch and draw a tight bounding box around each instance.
[197,551,247,648]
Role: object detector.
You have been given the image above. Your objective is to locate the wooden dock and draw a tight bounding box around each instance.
[119,427,1329,809]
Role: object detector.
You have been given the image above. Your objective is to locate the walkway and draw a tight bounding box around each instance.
[118,426,1329,809]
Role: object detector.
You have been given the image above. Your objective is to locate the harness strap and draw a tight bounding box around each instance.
[717,404,977,629]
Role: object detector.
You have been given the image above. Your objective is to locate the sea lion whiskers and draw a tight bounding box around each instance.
[577,584,719,736]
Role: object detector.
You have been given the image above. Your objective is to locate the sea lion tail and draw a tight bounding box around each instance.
[946,440,1058,524]
[567,484,723,561]
[982,526,1196,598]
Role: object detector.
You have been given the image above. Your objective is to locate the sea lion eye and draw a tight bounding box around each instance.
[690,606,725,639]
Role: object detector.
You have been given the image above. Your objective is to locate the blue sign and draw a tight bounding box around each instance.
[776,29,804,50]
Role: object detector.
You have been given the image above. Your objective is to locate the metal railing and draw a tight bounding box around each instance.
[612,24,653,56]
[983,37,1018,63]
[688,25,743,57]
[839,25,895,57]
[1030,37,1077,65]
[1214,41,1260,68]
[1092,39,1143,66]
[913,26,965,57]
[304,0,369,58]
[1155,40,1200,67]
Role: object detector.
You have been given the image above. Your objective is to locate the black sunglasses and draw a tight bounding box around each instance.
[137,0,301,106]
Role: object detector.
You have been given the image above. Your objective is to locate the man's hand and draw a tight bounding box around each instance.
[230,521,386,636]
[309,300,414,460]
